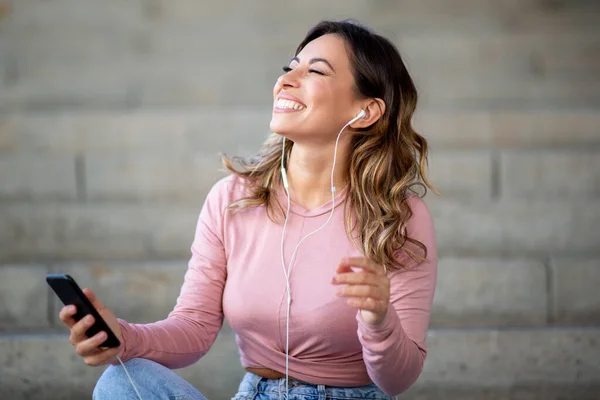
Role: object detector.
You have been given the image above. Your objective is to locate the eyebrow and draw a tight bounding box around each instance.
[290,56,335,72]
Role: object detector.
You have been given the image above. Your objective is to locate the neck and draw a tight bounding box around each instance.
[284,137,351,211]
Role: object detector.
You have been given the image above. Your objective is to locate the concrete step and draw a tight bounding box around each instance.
[3,146,600,202]
[2,135,600,202]
[6,0,600,34]
[4,109,600,153]
[1,2,599,110]
[1,197,599,262]
[2,109,600,202]
[1,327,598,399]
[2,257,599,331]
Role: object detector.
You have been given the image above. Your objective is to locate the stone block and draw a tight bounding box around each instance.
[0,264,49,330]
[413,111,600,149]
[1,0,141,111]
[0,110,271,155]
[0,202,200,263]
[50,261,188,325]
[415,73,600,109]
[0,334,105,399]
[427,151,492,199]
[0,154,77,200]
[85,153,226,202]
[551,258,600,325]
[134,61,275,107]
[413,112,492,149]
[401,384,600,400]
[491,111,600,148]
[501,150,600,198]
[399,33,600,82]
[432,258,547,327]
[9,0,145,28]
[419,328,600,386]
[427,197,600,257]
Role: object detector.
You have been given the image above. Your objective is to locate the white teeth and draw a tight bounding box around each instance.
[276,98,305,110]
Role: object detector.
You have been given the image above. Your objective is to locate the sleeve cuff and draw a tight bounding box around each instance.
[116,318,135,362]
[356,304,404,342]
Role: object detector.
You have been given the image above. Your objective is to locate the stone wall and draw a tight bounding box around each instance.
[1,1,599,399]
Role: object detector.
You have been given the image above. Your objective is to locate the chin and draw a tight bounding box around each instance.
[269,114,317,143]
[270,118,291,138]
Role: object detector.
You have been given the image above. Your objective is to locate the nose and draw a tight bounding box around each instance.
[278,68,301,90]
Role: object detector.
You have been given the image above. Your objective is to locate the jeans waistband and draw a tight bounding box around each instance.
[235,372,391,399]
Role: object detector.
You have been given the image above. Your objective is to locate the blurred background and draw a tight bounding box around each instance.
[1,0,599,399]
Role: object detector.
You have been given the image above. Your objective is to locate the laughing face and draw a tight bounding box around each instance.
[270,34,362,144]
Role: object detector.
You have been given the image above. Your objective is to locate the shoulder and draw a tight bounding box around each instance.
[205,174,253,207]
[199,174,255,228]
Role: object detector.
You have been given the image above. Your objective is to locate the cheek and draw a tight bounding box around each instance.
[308,80,333,104]
[308,81,349,117]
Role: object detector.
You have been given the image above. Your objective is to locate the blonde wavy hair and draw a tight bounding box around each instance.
[222,20,436,272]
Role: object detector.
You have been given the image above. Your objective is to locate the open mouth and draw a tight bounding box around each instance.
[274,98,306,112]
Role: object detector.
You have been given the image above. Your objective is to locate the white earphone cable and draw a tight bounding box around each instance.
[279,112,362,399]
[116,355,143,400]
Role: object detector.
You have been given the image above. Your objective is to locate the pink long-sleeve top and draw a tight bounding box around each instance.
[117,174,437,396]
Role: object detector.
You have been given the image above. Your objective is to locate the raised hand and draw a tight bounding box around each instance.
[332,257,390,326]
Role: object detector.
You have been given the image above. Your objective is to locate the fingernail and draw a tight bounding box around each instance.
[97,331,106,340]
[84,315,93,323]
[331,276,336,284]
[68,305,76,313]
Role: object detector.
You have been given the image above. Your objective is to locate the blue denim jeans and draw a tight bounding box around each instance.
[93,358,393,399]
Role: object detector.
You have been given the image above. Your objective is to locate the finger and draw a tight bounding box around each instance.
[70,314,95,344]
[346,297,387,313]
[82,288,107,313]
[337,257,384,275]
[83,346,120,367]
[76,331,107,358]
[59,305,78,328]
[336,284,387,301]
[332,271,380,286]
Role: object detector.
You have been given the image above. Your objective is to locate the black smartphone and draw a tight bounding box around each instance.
[46,273,120,348]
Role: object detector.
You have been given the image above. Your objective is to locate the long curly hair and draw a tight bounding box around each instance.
[222,20,436,271]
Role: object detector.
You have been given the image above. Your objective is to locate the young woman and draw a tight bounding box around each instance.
[59,20,438,400]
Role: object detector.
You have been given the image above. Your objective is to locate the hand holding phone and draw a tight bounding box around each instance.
[48,274,124,366]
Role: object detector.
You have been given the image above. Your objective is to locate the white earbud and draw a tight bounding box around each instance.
[346,109,366,126]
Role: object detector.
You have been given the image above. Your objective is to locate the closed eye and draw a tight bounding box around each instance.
[282,66,326,76]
